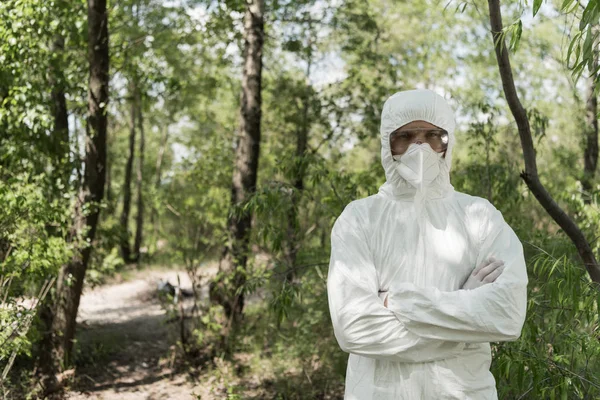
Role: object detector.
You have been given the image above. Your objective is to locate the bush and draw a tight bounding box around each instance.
[492,253,600,399]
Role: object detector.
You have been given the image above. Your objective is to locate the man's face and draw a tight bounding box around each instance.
[390,120,448,157]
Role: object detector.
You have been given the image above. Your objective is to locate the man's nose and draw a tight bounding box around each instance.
[413,132,426,145]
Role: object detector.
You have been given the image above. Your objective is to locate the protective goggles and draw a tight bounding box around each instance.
[390,128,449,155]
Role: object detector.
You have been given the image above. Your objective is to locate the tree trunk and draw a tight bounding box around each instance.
[583,62,598,202]
[50,36,70,181]
[106,119,118,207]
[120,83,136,263]
[37,294,60,393]
[210,0,265,328]
[38,34,70,391]
[151,122,169,251]
[106,151,112,203]
[285,51,312,282]
[155,124,169,188]
[41,0,109,393]
[487,0,600,284]
[133,90,145,263]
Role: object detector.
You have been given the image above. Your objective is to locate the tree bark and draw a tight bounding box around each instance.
[120,83,136,263]
[155,123,169,188]
[133,90,145,263]
[38,34,70,391]
[106,151,112,203]
[285,45,312,282]
[151,121,169,251]
[42,0,109,393]
[210,0,265,327]
[50,36,70,180]
[106,119,118,206]
[487,0,600,284]
[583,62,598,201]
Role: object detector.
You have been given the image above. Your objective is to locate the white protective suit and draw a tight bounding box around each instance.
[327,89,528,399]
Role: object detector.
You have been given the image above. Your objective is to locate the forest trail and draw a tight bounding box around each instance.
[64,266,217,400]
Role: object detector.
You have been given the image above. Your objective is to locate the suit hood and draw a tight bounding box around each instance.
[378,89,456,200]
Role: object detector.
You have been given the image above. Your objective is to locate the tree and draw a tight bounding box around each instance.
[133,88,145,263]
[487,0,600,284]
[536,1,600,202]
[37,32,71,393]
[583,57,598,201]
[210,0,265,331]
[280,9,317,283]
[120,80,137,263]
[49,35,70,181]
[42,0,110,392]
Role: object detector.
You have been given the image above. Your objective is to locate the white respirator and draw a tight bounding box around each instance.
[393,143,443,190]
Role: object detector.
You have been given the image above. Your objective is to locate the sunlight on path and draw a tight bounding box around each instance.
[64,266,218,400]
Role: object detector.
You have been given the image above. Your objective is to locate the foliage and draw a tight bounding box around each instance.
[493,253,600,399]
[0,0,86,170]
[0,173,70,381]
[3,0,600,398]
[189,270,345,399]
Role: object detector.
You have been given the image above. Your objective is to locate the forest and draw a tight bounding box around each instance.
[1,0,600,399]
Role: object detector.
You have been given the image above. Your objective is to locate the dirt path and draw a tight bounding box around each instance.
[65,266,217,400]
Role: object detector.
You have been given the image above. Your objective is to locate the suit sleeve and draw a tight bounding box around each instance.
[327,203,468,362]
[386,200,528,343]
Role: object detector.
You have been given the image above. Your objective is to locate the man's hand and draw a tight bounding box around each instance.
[378,290,389,308]
[379,257,505,305]
[462,257,505,290]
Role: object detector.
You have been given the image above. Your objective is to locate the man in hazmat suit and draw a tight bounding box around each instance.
[327,89,528,399]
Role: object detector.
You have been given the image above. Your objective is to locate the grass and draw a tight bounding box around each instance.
[183,273,346,399]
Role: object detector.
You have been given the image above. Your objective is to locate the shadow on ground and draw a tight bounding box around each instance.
[65,271,201,400]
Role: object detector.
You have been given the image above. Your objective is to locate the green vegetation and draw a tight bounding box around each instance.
[1,0,600,398]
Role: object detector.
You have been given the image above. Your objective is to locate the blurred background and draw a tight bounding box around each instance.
[1,0,600,398]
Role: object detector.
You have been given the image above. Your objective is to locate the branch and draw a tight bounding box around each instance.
[310,109,343,155]
[487,0,600,285]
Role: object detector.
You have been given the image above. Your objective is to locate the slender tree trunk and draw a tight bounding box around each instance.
[105,120,117,207]
[133,90,145,263]
[38,34,70,391]
[151,122,169,251]
[37,294,59,392]
[210,0,265,328]
[155,124,169,188]
[285,51,312,282]
[487,0,600,284]
[106,151,112,203]
[583,62,598,202]
[120,83,136,263]
[41,1,109,394]
[50,36,70,181]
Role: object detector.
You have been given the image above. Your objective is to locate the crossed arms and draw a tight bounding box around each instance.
[327,201,528,363]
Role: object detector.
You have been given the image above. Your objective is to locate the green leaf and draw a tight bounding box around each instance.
[533,0,543,17]
[560,0,577,13]
[509,20,523,52]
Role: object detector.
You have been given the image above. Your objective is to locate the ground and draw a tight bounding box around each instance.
[64,266,216,400]
[59,264,345,400]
